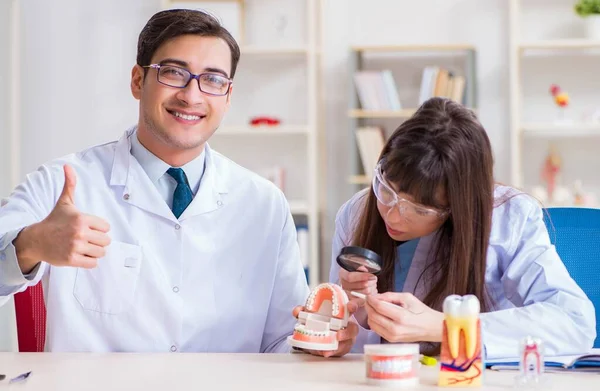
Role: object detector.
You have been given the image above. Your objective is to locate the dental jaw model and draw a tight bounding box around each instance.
[288,283,349,351]
[439,294,483,387]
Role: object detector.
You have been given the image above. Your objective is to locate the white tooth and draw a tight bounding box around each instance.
[174,111,200,120]
[443,294,463,316]
[442,294,479,317]
[460,294,480,317]
[461,295,480,359]
[443,294,480,360]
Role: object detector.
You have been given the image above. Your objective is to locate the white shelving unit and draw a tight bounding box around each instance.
[348,44,477,188]
[509,0,600,207]
[161,0,322,286]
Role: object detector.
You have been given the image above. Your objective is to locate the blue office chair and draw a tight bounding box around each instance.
[543,207,600,348]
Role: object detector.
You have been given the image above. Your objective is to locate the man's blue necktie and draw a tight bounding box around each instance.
[167,168,193,218]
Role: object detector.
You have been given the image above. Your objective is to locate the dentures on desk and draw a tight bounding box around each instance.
[287,283,350,351]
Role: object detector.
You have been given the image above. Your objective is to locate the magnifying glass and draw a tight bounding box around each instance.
[336,246,382,275]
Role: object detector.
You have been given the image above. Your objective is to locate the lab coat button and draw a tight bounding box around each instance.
[217,200,223,206]
[170,345,177,352]
[123,193,130,201]
[175,224,181,230]
[173,286,179,293]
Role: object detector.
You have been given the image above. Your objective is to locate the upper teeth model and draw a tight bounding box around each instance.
[304,283,348,320]
[442,294,480,360]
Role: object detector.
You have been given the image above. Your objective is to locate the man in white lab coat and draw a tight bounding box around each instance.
[0,9,357,355]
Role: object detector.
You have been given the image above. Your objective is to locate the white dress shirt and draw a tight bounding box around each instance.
[129,132,205,208]
[0,126,310,353]
[330,186,596,359]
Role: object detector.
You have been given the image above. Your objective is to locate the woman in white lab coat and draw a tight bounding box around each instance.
[330,97,596,359]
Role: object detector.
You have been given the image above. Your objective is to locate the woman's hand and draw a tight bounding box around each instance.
[365,292,444,343]
[338,266,377,298]
[338,267,377,328]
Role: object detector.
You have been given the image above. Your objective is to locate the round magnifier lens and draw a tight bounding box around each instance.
[336,246,382,275]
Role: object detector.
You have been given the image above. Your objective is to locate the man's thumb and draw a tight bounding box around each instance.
[58,164,77,205]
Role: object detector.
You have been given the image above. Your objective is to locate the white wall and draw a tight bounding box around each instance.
[18,0,161,176]
[1,0,11,197]
[0,0,18,353]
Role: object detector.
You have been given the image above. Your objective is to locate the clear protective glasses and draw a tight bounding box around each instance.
[372,162,450,223]
[144,64,232,96]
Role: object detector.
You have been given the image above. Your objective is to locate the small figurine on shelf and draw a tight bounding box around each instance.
[549,84,571,124]
[573,180,585,206]
[572,180,598,207]
[438,294,483,387]
[540,144,561,203]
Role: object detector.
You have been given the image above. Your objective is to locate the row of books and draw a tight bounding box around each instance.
[353,67,467,111]
[353,70,402,111]
[418,66,466,105]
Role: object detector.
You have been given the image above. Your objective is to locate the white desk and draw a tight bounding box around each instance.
[0,353,599,390]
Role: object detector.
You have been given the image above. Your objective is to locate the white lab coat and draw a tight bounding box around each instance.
[0,128,310,353]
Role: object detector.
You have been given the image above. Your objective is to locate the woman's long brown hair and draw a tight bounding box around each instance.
[351,97,494,313]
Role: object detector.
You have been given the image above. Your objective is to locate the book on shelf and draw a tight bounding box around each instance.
[353,70,402,111]
[486,349,600,372]
[355,126,385,179]
[419,66,465,105]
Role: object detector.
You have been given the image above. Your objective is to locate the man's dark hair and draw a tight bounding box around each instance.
[137,9,241,78]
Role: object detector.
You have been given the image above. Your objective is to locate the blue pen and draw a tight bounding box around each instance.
[9,371,32,384]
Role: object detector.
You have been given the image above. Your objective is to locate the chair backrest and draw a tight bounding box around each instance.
[13,282,46,352]
[543,207,600,348]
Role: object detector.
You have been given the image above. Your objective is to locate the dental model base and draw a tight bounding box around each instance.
[438,294,483,387]
[287,283,349,351]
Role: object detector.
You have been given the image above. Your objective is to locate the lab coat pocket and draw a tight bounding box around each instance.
[73,241,142,315]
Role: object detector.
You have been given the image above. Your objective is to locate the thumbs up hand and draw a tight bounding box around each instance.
[14,164,112,272]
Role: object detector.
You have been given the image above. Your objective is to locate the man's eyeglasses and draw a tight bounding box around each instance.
[372,162,450,223]
[144,64,232,96]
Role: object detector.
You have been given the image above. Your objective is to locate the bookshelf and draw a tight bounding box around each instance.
[347,44,478,189]
[161,0,322,286]
[509,0,600,208]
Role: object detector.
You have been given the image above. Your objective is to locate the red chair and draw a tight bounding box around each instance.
[13,283,46,352]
